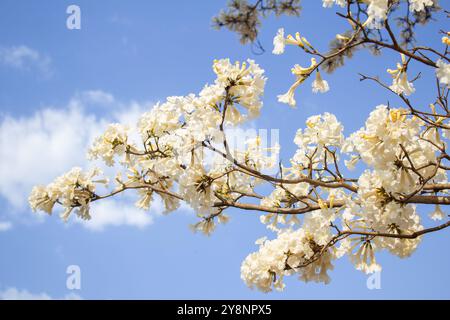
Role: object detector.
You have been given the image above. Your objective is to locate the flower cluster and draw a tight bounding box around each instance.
[387,54,415,96]
[322,0,435,29]
[88,124,131,166]
[241,228,334,292]
[30,0,450,294]
[29,167,107,221]
[31,59,270,223]
[277,58,321,107]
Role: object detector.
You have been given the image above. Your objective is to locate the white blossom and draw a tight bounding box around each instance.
[294,113,344,149]
[389,72,415,95]
[429,204,446,221]
[28,22,450,294]
[278,58,317,107]
[29,167,107,222]
[241,228,334,292]
[387,56,415,95]
[272,28,285,55]
[322,0,346,8]
[436,59,450,87]
[88,123,130,166]
[312,71,330,93]
[409,0,434,12]
[365,0,389,29]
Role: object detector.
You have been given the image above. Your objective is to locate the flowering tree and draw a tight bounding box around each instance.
[30,0,450,292]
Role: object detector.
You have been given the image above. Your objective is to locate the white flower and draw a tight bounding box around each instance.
[387,55,415,96]
[312,71,330,93]
[135,189,153,210]
[436,59,450,87]
[278,58,317,108]
[389,72,415,95]
[138,99,183,138]
[344,155,360,170]
[365,0,389,29]
[272,28,285,55]
[272,28,313,54]
[212,58,267,120]
[29,185,56,214]
[350,240,382,274]
[277,79,301,107]
[255,236,268,245]
[295,113,344,148]
[178,165,216,214]
[217,214,230,224]
[241,228,334,292]
[260,187,285,209]
[322,0,346,8]
[190,218,216,236]
[285,32,307,48]
[29,167,107,222]
[409,0,434,12]
[88,123,130,166]
[291,58,317,77]
[429,205,446,221]
[343,105,424,171]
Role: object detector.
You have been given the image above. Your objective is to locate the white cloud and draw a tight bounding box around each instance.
[80,90,115,106]
[0,287,51,300]
[0,287,82,300]
[75,198,158,231]
[0,91,159,231]
[0,105,106,209]
[0,221,12,232]
[0,45,52,77]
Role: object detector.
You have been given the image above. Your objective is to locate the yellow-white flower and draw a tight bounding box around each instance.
[336,34,350,42]
[312,71,330,93]
[323,0,346,8]
[429,204,446,221]
[277,78,303,107]
[436,59,450,87]
[390,71,415,95]
[409,0,434,12]
[387,55,415,96]
[364,0,389,29]
[272,28,285,55]
[285,32,306,48]
[272,28,313,55]
[278,58,318,108]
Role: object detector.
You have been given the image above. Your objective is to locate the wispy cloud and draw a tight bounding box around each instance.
[0,287,81,300]
[75,198,157,231]
[0,105,106,209]
[0,221,12,232]
[0,91,158,231]
[79,90,115,106]
[0,45,53,78]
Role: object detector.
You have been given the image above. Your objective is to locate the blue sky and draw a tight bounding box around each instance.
[0,0,449,299]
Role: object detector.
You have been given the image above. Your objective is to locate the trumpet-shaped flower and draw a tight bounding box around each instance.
[387,54,415,96]
[409,0,434,12]
[278,58,318,108]
[272,28,285,55]
[436,59,450,87]
[312,71,330,93]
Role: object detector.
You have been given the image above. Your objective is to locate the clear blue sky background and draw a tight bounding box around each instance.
[0,0,449,299]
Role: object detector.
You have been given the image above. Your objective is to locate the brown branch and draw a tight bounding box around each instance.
[213,199,345,215]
